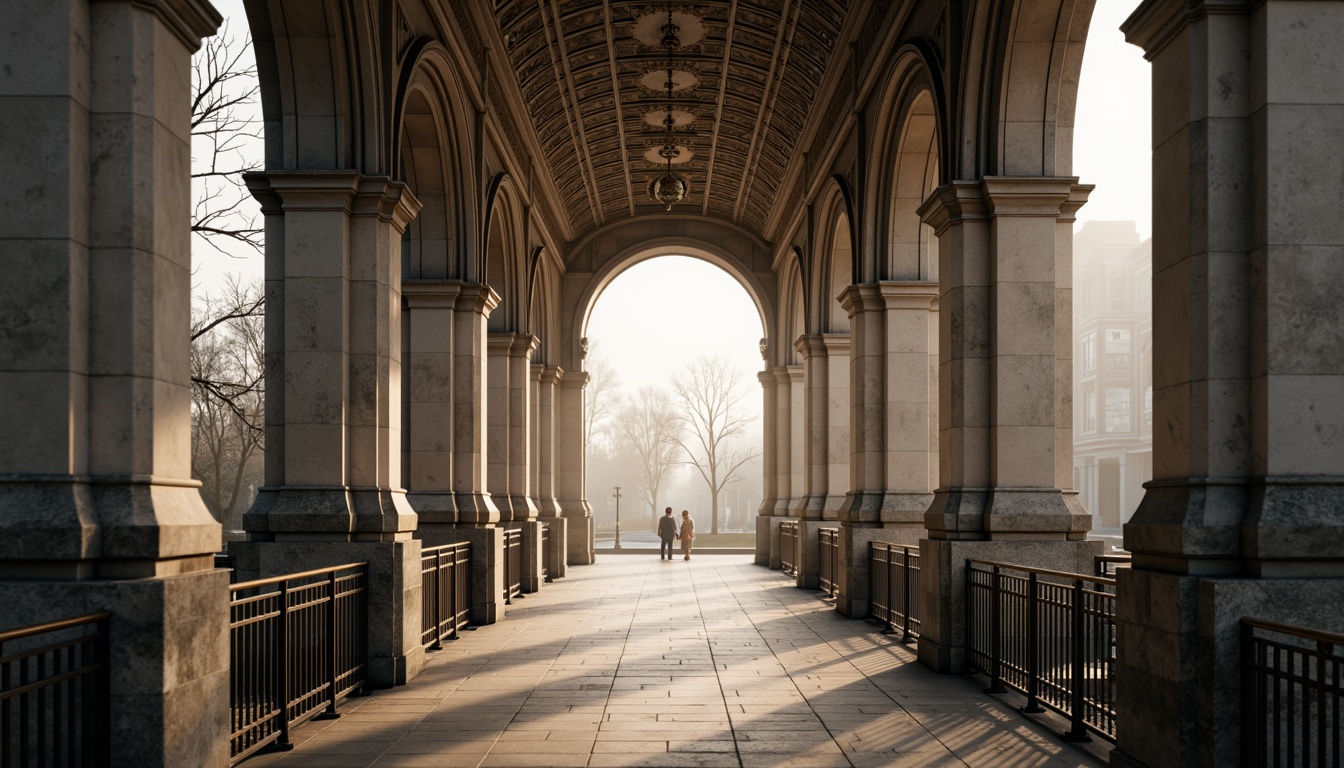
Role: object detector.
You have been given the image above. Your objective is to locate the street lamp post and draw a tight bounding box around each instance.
[612,486,622,550]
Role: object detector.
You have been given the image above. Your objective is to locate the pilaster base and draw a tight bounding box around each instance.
[562,505,594,565]
[1112,570,1344,768]
[228,539,425,686]
[916,538,1102,673]
[520,520,545,593]
[795,519,836,590]
[0,569,231,767]
[755,514,784,568]
[418,524,505,625]
[924,488,1091,540]
[541,517,567,580]
[834,524,924,618]
[243,486,418,538]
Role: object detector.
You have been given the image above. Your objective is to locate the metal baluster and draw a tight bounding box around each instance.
[986,565,1005,694]
[901,548,914,644]
[318,571,341,719]
[275,582,294,752]
[1021,572,1043,714]
[1064,578,1091,742]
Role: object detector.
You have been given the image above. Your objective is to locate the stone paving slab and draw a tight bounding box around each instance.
[244,555,1107,768]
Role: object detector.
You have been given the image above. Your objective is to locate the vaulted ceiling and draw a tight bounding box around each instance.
[493,0,849,241]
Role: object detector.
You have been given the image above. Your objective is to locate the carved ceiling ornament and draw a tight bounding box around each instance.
[492,0,847,237]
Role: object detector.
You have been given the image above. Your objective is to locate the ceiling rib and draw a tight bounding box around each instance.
[732,0,796,223]
[539,0,604,226]
[698,0,738,217]
[601,0,637,217]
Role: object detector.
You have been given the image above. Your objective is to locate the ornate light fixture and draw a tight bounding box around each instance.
[647,6,687,210]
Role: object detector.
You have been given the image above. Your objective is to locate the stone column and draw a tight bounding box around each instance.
[793,334,851,588]
[452,284,500,523]
[557,373,595,564]
[236,172,426,687]
[754,370,779,566]
[535,365,567,579]
[403,281,464,528]
[834,283,938,618]
[915,177,1100,673]
[1113,2,1344,765]
[487,333,514,519]
[508,335,539,520]
[0,1,228,763]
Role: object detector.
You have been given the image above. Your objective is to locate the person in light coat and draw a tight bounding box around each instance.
[678,510,695,561]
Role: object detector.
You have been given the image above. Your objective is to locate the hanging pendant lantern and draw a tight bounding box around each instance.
[648,5,687,210]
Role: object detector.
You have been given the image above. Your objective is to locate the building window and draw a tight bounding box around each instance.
[1143,386,1153,427]
[1083,384,1098,434]
[1108,264,1128,310]
[1105,387,1131,433]
[1081,333,1096,372]
[1105,328,1130,370]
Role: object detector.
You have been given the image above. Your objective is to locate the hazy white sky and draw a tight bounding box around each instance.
[196,0,1152,395]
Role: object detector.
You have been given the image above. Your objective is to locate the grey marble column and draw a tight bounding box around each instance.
[0,1,229,763]
[915,177,1100,672]
[534,365,566,579]
[1112,2,1344,765]
[403,281,465,528]
[557,372,595,564]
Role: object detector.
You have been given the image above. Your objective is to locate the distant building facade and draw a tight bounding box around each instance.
[1073,222,1152,533]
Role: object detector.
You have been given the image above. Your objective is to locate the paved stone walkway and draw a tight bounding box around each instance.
[247,555,1108,768]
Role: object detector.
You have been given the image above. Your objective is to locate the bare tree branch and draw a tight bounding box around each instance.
[671,356,760,534]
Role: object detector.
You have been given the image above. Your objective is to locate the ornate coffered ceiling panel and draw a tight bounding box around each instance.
[494,0,848,239]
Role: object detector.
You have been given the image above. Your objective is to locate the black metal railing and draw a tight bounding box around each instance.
[966,559,1117,742]
[779,521,798,576]
[228,563,368,765]
[1243,616,1343,767]
[818,527,839,597]
[0,613,109,767]
[421,543,472,650]
[870,543,921,642]
[503,528,523,604]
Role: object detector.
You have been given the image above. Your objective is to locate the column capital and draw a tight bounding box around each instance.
[510,334,540,359]
[838,283,885,317]
[353,177,422,233]
[561,371,591,389]
[758,369,776,388]
[917,181,988,235]
[541,365,564,384]
[456,282,501,316]
[1122,0,1249,60]
[106,0,223,52]
[794,334,827,360]
[980,176,1091,217]
[402,279,466,308]
[245,170,360,213]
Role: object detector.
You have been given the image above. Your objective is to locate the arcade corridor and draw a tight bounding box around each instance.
[246,556,1105,768]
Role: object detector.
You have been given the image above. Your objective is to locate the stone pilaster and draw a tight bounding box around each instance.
[754,370,779,566]
[237,171,426,686]
[557,372,595,564]
[834,283,938,618]
[534,366,567,579]
[509,335,539,519]
[915,177,1100,672]
[452,284,501,523]
[0,1,228,763]
[1111,2,1344,766]
[402,281,466,527]
[793,334,851,588]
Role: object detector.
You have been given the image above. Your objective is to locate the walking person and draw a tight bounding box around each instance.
[678,510,695,561]
[657,507,677,560]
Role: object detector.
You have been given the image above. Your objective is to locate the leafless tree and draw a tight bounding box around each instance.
[614,386,682,531]
[583,344,621,453]
[672,356,760,534]
[191,276,265,528]
[192,20,262,257]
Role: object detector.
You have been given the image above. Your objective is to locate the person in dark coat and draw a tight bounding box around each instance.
[656,507,678,560]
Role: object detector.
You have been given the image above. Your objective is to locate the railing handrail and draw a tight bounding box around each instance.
[230,562,370,592]
[967,558,1116,588]
[422,542,471,557]
[1242,615,1344,647]
[0,611,109,645]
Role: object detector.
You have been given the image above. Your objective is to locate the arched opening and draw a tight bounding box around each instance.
[399,87,454,279]
[582,255,766,543]
[889,89,940,282]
